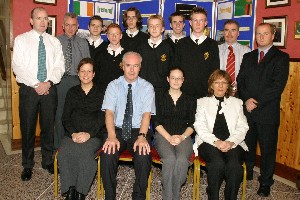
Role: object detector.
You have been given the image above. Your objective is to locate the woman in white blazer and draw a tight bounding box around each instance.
[193,69,249,200]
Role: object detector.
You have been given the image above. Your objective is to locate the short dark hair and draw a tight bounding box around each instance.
[224,19,240,30]
[207,69,233,98]
[122,7,143,30]
[168,12,184,23]
[31,7,47,19]
[77,58,94,72]
[190,7,207,20]
[89,15,103,26]
[168,67,185,78]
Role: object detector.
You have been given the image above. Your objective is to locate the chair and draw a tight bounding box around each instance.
[196,157,247,200]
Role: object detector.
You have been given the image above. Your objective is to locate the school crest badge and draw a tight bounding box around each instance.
[204,52,209,60]
[161,54,167,62]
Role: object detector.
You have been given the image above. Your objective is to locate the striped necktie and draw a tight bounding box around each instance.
[226,46,235,85]
[65,38,72,75]
[122,84,133,141]
[37,35,47,82]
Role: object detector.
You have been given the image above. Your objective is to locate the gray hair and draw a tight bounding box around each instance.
[63,12,78,22]
[122,51,143,63]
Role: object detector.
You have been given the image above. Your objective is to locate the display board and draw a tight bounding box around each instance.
[215,0,257,49]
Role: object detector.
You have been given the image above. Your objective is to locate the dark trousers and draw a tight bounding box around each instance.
[19,84,57,168]
[100,129,152,200]
[245,118,279,186]
[199,143,245,200]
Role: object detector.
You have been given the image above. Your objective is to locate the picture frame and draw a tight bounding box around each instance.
[263,16,288,48]
[295,21,300,40]
[47,15,56,36]
[33,0,57,6]
[265,0,290,8]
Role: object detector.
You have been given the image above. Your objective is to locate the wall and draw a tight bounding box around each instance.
[256,1,300,58]
[12,0,68,40]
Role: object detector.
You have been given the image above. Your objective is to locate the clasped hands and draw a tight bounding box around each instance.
[71,132,91,143]
[34,82,51,95]
[167,135,184,146]
[214,140,234,152]
[103,136,150,155]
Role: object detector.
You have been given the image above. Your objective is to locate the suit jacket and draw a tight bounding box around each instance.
[193,96,249,156]
[237,46,289,125]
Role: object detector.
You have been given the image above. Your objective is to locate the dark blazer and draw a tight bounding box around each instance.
[237,46,289,125]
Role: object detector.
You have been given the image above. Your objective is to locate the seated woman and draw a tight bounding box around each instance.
[193,69,249,200]
[58,58,105,200]
[153,67,196,200]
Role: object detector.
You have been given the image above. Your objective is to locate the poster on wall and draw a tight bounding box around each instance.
[217,2,233,20]
[234,0,252,18]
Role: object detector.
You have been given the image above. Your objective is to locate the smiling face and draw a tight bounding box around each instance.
[211,77,229,97]
[167,69,184,91]
[30,9,48,34]
[170,16,185,35]
[224,23,239,45]
[78,63,95,85]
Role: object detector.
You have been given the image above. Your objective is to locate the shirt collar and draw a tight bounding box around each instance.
[258,45,273,56]
[87,37,103,48]
[126,29,139,37]
[190,33,207,45]
[122,76,139,88]
[170,34,184,43]
[107,45,124,57]
[148,37,162,48]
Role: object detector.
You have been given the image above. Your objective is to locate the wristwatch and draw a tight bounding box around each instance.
[138,133,146,138]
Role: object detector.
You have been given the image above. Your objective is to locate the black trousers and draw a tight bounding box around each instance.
[100,128,152,200]
[198,143,245,200]
[245,118,279,186]
[19,84,57,168]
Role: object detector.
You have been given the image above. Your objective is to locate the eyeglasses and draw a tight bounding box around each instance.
[170,77,184,81]
[213,81,228,86]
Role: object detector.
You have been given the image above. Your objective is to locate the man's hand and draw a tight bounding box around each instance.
[102,137,120,154]
[134,136,150,155]
[34,82,51,95]
[245,98,258,112]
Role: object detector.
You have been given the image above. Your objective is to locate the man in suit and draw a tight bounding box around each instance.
[55,12,90,150]
[12,7,65,180]
[237,23,289,197]
[218,20,251,94]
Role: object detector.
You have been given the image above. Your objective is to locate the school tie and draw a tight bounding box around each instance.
[259,51,264,63]
[129,34,133,38]
[151,43,156,48]
[195,39,199,45]
[122,84,133,141]
[65,38,72,75]
[112,50,115,57]
[175,39,179,44]
[92,41,95,49]
[37,35,47,82]
[226,46,235,85]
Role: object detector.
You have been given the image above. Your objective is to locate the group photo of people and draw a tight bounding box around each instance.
[11,1,290,200]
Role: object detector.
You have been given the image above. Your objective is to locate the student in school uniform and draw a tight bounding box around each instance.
[120,7,149,52]
[86,15,108,60]
[166,12,185,52]
[93,23,127,91]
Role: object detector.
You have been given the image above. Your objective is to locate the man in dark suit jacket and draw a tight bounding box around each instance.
[237,23,289,197]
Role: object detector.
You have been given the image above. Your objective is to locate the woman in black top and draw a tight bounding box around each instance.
[58,58,105,200]
[153,67,196,200]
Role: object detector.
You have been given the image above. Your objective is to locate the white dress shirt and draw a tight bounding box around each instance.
[126,29,139,38]
[193,96,249,156]
[12,30,65,87]
[148,37,162,48]
[87,37,104,48]
[219,42,251,79]
[190,32,207,45]
[107,45,124,57]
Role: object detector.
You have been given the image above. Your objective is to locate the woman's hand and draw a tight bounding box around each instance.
[170,135,184,146]
[215,140,234,152]
[71,132,91,143]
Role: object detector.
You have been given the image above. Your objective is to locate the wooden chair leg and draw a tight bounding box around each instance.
[54,151,59,197]
[242,163,247,200]
[193,159,200,200]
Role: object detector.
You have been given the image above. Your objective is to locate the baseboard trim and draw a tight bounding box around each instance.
[11,137,41,150]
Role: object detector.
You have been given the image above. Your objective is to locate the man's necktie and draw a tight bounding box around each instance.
[226,46,235,85]
[175,39,179,44]
[122,84,133,141]
[112,50,115,57]
[195,39,199,45]
[259,51,264,63]
[92,41,95,49]
[65,38,72,75]
[129,34,133,38]
[37,35,47,82]
[151,43,156,48]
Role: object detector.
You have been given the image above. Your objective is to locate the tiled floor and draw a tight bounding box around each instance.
[0,142,299,200]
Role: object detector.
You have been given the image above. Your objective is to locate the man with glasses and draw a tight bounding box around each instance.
[166,12,185,51]
[87,15,108,60]
[12,7,65,180]
[55,12,90,151]
[175,7,219,99]
[121,7,149,52]
[94,23,127,91]
[237,23,289,197]
[101,51,155,200]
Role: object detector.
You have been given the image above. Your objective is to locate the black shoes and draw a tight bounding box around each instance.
[42,163,54,174]
[21,168,33,181]
[76,192,86,200]
[257,184,271,197]
[66,186,76,200]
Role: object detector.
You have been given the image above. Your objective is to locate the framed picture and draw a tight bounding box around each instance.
[263,16,288,48]
[295,21,300,39]
[266,0,290,8]
[33,0,57,6]
[47,15,56,36]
